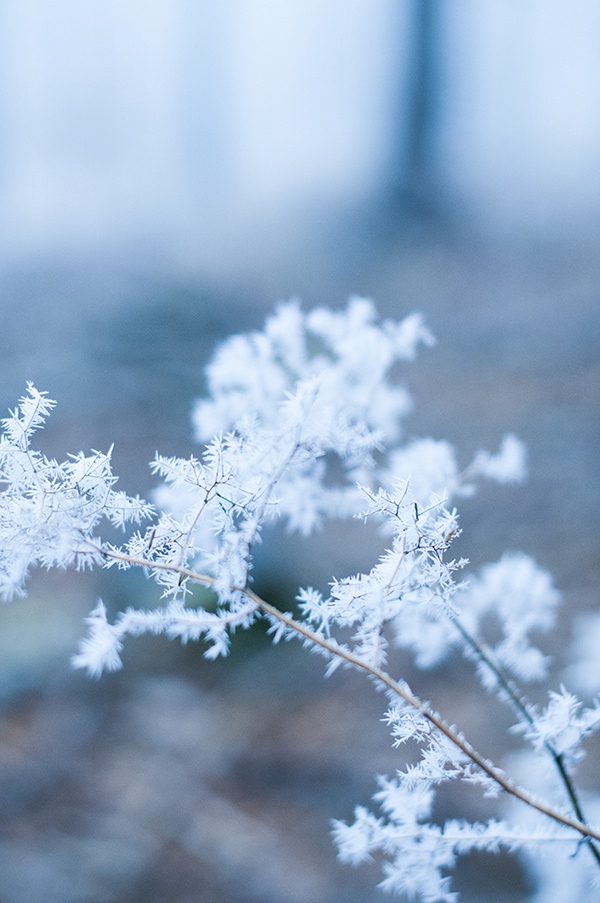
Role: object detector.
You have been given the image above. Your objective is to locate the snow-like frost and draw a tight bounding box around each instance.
[0,300,597,901]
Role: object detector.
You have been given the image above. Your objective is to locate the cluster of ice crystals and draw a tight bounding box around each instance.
[0,383,151,600]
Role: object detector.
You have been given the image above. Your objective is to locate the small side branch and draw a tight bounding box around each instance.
[451,616,600,867]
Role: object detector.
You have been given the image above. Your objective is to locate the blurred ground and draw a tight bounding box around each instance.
[0,209,598,902]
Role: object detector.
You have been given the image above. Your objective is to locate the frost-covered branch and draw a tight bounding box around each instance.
[70,543,600,850]
[1,299,599,900]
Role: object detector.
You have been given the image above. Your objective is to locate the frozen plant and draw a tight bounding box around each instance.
[1,297,599,901]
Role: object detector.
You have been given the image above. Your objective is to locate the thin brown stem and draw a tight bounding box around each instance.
[93,545,600,845]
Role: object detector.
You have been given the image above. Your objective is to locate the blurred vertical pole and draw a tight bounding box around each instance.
[393,0,440,217]
[407,0,438,177]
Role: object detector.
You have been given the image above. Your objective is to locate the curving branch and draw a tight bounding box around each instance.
[98,545,600,848]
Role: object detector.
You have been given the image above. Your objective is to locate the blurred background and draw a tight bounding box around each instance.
[0,2,599,901]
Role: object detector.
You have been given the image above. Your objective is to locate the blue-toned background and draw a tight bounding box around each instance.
[0,3,599,901]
